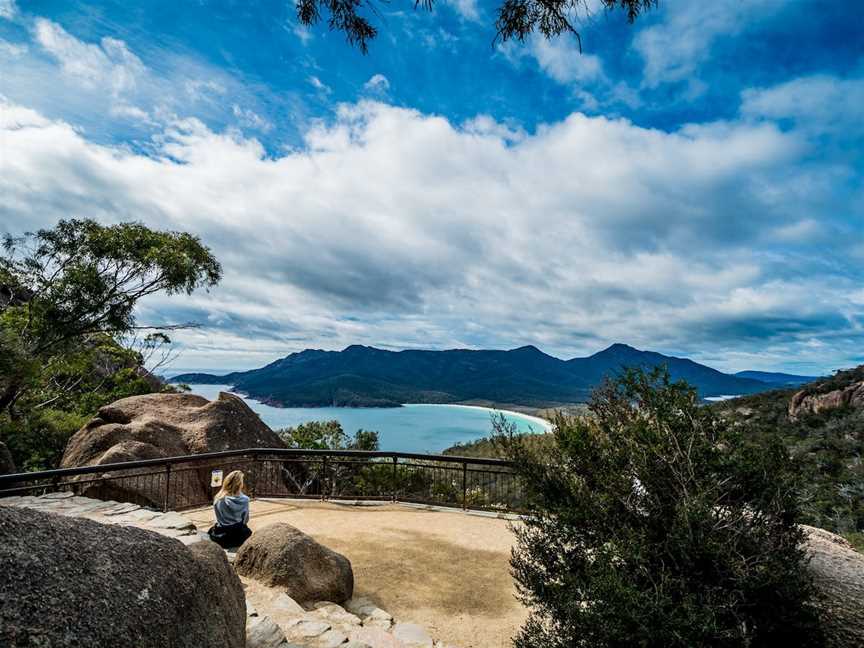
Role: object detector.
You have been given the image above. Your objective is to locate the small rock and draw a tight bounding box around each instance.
[247,600,258,617]
[392,623,433,647]
[147,511,196,531]
[247,615,289,648]
[40,491,74,499]
[273,593,306,615]
[289,619,331,639]
[367,607,393,621]
[101,502,141,516]
[313,602,361,626]
[344,597,374,616]
[349,627,405,648]
[316,629,348,648]
[362,617,392,630]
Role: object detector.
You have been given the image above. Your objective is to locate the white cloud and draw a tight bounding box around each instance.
[308,75,332,94]
[0,0,17,20]
[500,35,640,111]
[633,0,783,89]
[530,37,605,85]
[741,74,864,136]
[232,104,273,132]
[445,0,480,22]
[33,19,145,97]
[362,74,390,95]
[1,97,859,373]
[0,38,26,57]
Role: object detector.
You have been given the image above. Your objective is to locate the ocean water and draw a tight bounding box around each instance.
[186,384,550,454]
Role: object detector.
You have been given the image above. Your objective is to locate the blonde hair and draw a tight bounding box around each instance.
[214,470,245,502]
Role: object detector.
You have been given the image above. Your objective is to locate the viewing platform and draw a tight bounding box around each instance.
[0,491,525,647]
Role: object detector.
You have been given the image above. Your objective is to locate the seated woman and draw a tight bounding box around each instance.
[207,470,253,549]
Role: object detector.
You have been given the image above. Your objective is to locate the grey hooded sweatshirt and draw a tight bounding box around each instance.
[214,493,250,526]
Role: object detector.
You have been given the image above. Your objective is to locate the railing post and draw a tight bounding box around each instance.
[163,463,171,513]
[391,455,398,502]
[321,456,328,501]
[249,454,257,501]
[462,461,468,510]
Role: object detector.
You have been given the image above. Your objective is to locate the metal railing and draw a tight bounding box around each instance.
[0,448,524,514]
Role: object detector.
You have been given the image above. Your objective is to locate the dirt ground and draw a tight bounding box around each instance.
[186,498,527,647]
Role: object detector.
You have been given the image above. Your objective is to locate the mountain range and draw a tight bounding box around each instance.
[171,343,819,409]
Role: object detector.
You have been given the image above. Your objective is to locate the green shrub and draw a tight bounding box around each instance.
[497,368,823,648]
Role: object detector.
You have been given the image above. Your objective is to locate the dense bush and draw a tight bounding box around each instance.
[712,380,864,538]
[497,368,823,648]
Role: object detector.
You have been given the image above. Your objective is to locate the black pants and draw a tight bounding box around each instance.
[207,522,252,549]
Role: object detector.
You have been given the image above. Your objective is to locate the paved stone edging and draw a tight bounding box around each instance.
[244,583,460,648]
[0,492,202,544]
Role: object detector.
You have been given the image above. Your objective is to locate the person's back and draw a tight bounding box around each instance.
[207,470,252,548]
[214,492,249,527]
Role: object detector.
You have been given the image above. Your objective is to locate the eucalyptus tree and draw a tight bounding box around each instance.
[296,0,657,52]
[0,219,221,416]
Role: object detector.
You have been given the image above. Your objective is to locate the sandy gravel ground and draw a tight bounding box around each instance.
[187,499,526,647]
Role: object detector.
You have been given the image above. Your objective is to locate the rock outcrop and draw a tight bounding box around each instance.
[0,441,15,475]
[803,525,864,648]
[60,391,285,505]
[789,381,864,420]
[0,505,245,647]
[235,522,354,604]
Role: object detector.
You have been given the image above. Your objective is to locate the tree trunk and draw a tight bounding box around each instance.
[0,383,20,416]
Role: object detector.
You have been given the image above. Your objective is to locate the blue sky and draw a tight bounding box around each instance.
[0,0,862,374]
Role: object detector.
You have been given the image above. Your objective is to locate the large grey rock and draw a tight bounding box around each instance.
[0,505,245,647]
[804,525,864,648]
[59,391,285,506]
[235,522,354,604]
[0,440,15,475]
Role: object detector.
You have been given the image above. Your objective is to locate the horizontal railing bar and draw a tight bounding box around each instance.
[0,447,513,487]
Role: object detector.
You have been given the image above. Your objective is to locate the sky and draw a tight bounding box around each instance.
[0,0,862,375]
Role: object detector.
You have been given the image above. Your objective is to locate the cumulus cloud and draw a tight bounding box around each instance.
[0,96,860,373]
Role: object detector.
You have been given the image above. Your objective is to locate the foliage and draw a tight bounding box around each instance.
[294,0,657,53]
[0,219,221,416]
[497,368,823,648]
[712,374,864,538]
[444,428,555,459]
[0,219,221,471]
[277,420,384,497]
[277,420,380,451]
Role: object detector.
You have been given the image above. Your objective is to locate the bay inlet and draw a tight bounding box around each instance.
[185,384,550,454]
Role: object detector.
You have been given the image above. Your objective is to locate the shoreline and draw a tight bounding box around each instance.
[189,384,553,432]
[402,402,553,431]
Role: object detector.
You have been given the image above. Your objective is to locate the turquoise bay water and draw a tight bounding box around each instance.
[186,384,549,454]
